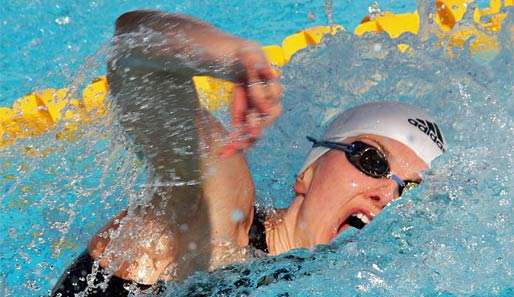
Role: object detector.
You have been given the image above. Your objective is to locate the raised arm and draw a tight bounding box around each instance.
[110,10,282,148]
[111,10,244,80]
[86,10,282,285]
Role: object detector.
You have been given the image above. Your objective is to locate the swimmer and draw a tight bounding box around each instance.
[51,10,447,297]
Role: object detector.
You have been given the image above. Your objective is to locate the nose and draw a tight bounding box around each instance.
[368,179,400,209]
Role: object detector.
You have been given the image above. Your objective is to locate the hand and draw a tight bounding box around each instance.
[221,42,283,157]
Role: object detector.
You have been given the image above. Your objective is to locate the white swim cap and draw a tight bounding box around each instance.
[300,101,447,174]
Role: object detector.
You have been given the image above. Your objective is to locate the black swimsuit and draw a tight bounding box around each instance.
[51,208,269,297]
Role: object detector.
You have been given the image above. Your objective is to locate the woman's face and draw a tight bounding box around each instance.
[292,134,428,248]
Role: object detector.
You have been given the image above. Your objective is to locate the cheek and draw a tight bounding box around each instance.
[309,154,366,207]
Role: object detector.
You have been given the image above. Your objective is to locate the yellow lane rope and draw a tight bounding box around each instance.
[0,0,511,147]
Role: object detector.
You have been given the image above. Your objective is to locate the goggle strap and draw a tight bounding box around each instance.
[306,136,318,145]
[306,136,352,153]
[388,174,405,188]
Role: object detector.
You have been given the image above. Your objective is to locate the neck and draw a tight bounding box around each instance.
[264,195,304,255]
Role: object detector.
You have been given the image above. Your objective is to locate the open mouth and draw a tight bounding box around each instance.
[337,212,372,235]
[346,212,370,229]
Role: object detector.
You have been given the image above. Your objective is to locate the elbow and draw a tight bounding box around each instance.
[115,10,161,34]
[115,10,192,35]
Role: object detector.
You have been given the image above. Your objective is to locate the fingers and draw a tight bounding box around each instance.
[245,110,264,139]
[221,43,283,158]
[259,61,279,81]
[238,46,281,103]
[222,85,251,158]
[246,80,282,125]
[230,85,247,128]
[259,102,282,128]
[236,48,282,126]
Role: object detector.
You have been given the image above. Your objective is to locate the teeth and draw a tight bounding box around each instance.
[353,212,370,224]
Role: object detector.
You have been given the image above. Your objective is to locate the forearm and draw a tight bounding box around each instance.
[112,10,246,81]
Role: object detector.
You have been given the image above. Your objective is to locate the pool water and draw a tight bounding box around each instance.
[1,1,513,296]
[1,0,422,107]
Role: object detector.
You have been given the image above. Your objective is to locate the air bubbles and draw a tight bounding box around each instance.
[371,263,383,272]
[498,199,509,207]
[54,16,71,26]
[23,280,39,291]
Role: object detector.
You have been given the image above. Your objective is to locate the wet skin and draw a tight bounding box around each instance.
[266,134,427,255]
[85,10,428,284]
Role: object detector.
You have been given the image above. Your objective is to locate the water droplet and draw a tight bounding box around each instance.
[55,16,71,26]
[231,209,244,222]
[188,242,197,251]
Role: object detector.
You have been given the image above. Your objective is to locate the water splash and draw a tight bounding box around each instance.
[219,5,512,297]
[0,96,149,295]
[158,39,514,295]
[324,0,334,25]
[1,2,513,297]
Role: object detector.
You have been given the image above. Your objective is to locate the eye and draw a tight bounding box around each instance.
[359,148,389,177]
[403,181,420,192]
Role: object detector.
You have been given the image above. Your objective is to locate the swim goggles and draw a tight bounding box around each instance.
[306,136,419,196]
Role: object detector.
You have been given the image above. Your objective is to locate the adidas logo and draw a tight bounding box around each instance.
[408,118,446,152]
